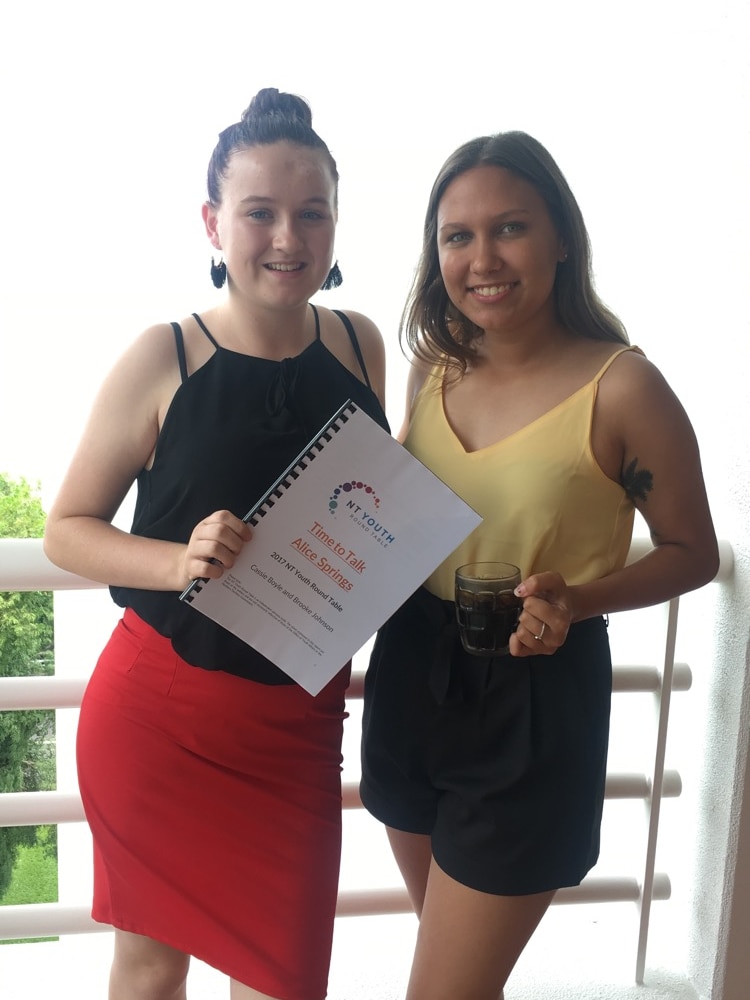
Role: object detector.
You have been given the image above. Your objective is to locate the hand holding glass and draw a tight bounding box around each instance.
[455,562,523,656]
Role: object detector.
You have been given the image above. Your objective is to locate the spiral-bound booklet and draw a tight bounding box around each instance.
[181,400,482,695]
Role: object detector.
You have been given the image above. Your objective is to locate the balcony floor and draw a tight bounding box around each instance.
[2,904,698,999]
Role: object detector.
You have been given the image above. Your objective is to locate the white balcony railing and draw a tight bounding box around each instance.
[0,537,735,983]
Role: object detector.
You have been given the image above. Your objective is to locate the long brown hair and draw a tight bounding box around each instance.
[402,131,628,372]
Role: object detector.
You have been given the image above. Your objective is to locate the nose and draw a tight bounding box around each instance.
[272,216,304,254]
[470,236,501,275]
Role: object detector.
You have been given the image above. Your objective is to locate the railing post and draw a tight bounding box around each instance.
[635,595,680,982]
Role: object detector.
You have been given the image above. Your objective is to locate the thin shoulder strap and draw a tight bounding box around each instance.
[332,309,372,390]
[593,344,644,383]
[191,312,221,348]
[309,302,322,340]
[170,322,189,384]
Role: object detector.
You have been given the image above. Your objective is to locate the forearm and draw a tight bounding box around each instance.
[44,516,187,592]
[568,539,720,623]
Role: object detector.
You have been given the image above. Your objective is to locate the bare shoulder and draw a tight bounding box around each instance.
[332,309,385,357]
[46,322,185,523]
[598,347,688,417]
[592,344,702,493]
[318,306,387,406]
[112,321,181,379]
[328,308,385,350]
[396,355,437,442]
[405,354,434,402]
[84,321,187,445]
[95,323,180,416]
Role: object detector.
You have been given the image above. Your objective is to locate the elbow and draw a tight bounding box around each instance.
[688,537,721,592]
[42,519,66,570]
[702,543,721,587]
[649,536,721,597]
[42,528,58,567]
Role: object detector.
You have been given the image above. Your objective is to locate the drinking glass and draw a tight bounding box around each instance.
[455,561,522,656]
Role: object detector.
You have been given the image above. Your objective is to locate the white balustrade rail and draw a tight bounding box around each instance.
[0,537,735,981]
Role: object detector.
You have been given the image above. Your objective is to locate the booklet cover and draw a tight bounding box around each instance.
[181,401,482,695]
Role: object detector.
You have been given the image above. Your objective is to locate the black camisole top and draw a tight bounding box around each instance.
[111,306,390,685]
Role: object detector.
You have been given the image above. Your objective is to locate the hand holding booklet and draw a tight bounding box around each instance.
[181,401,482,695]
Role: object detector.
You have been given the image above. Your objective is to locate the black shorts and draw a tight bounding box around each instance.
[360,586,612,896]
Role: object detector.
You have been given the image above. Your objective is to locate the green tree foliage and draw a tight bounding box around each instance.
[0,474,56,899]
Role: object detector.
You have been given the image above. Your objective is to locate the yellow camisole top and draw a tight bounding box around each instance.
[405,347,639,600]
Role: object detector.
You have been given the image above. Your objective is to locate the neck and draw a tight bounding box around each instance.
[472,319,571,371]
[210,298,314,358]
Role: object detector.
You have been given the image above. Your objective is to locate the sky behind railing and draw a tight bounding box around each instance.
[0,0,748,538]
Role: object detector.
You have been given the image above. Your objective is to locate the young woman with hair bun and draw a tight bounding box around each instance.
[45,87,387,1000]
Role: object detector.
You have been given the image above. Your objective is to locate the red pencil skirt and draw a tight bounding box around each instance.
[77,609,350,1000]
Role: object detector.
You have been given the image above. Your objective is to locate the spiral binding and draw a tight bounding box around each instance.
[179,399,357,603]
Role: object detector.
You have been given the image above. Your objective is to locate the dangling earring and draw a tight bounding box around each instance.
[210,256,227,289]
[321,261,343,290]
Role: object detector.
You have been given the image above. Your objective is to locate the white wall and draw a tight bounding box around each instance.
[1,1,748,996]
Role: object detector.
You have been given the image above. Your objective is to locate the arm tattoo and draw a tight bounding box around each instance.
[621,457,654,503]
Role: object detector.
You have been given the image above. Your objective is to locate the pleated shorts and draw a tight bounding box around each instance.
[360,587,612,896]
[77,608,350,1000]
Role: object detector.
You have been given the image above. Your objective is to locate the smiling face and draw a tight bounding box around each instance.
[437,165,566,339]
[203,140,337,311]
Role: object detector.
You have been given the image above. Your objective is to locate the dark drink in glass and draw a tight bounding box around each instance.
[455,562,522,656]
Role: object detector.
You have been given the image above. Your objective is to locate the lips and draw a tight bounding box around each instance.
[266,262,305,272]
[471,282,516,297]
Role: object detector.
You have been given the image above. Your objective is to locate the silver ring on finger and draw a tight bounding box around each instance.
[534,622,547,642]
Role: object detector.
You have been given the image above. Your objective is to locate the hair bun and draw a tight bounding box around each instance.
[241,88,313,128]
[207,86,337,206]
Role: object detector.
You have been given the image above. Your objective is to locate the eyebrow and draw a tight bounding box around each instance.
[238,195,332,207]
[438,208,532,233]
